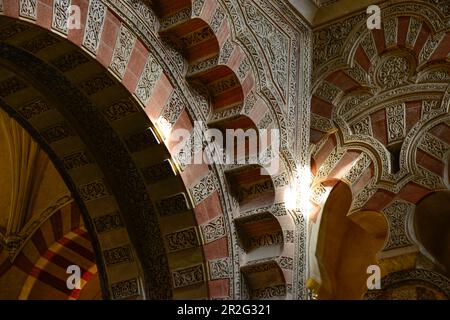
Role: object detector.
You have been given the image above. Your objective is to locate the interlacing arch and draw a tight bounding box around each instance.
[309,1,450,299]
[0,0,299,300]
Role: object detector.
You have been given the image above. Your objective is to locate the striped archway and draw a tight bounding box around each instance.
[0,0,304,300]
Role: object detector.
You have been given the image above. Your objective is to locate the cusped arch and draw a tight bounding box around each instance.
[309,180,388,299]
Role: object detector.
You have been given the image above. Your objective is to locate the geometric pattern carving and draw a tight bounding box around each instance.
[244,1,289,98]
[79,73,115,96]
[41,123,73,143]
[171,264,205,289]
[52,0,71,34]
[124,130,157,153]
[419,133,449,159]
[314,81,340,103]
[386,103,406,143]
[406,17,422,48]
[0,77,27,97]
[377,56,410,89]
[200,216,226,244]
[18,99,52,120]
[103,246,133,265]
[78,180,110,201]
[210,5,225,33]
[93,213,124,233]
[158,91,185,132]
[156,193,190,217]
[103,99,139,122]
[311,184,327,205]
[110,25,136,78]
[190,172,218,205]
[314,149,345,182]
[382,200,414,251]
[19,0,37,20]
[208,257,231,280]
[416,166,446,190]
[135,53,162,103]
[245,231,283,251]
[383,17,397,48]
[361,33,377,60]
[83,0,107,54]
[164,227,200,253]
[284,230,295,243]
[279,257,293,270]
[62,151,93,170]
[219,39,234,64]
[419,32,445,64]
[311,113,333,132]
[351,178,377,211]
[51,51,90,73]
[251,285,286,299]
[421,99,444,120]
[20,34,59,53]
[142,160,175,184]
[342,153,371,185]
[111,278,140,300]
[352,117,372,135]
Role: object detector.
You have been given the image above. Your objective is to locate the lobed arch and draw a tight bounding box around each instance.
[310,132,382,218]
[311,2,450,155]
[307,180,388,300]
[311,2,450,223]
[313,0,450,83]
